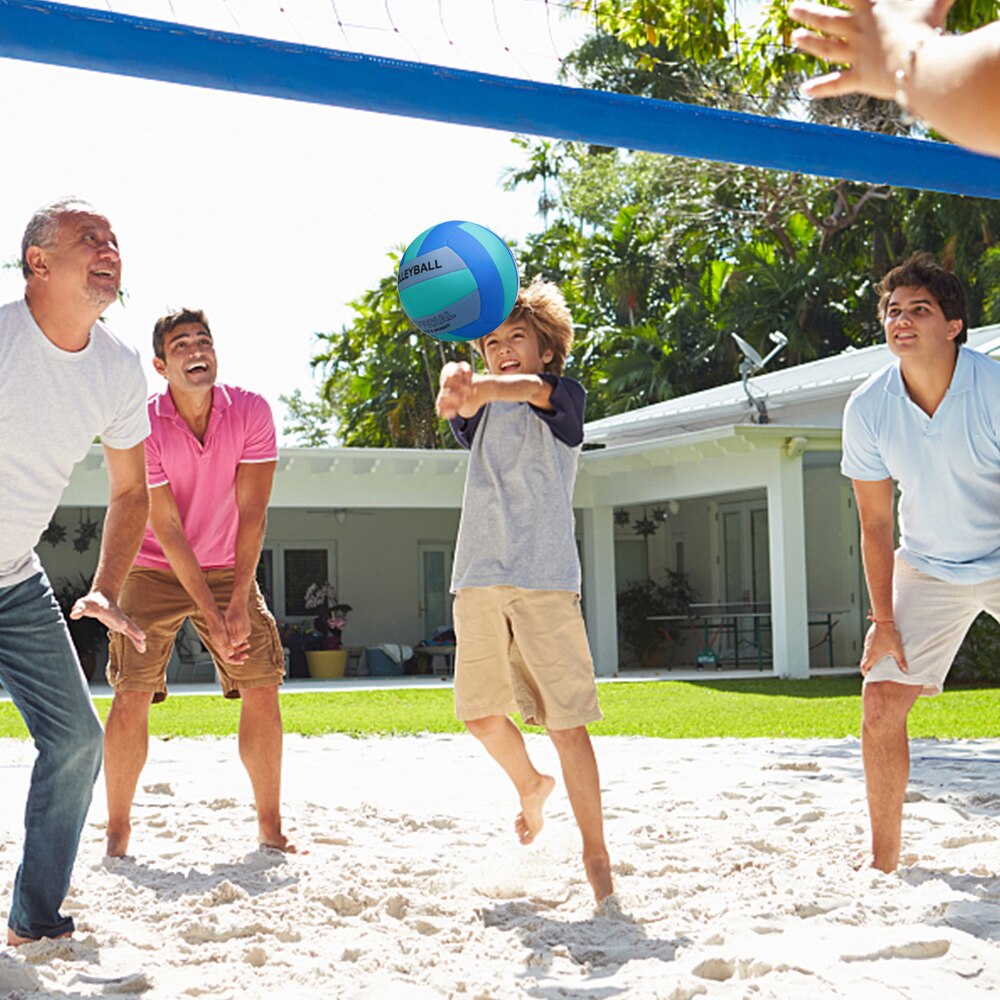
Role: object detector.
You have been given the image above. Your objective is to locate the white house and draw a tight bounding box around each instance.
[44,325,1000,681]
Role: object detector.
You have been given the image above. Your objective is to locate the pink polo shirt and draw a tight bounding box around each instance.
[135,384,278,570]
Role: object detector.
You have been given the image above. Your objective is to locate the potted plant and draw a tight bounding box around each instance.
[302,582,353,678]
[53,573,106,681]
[616,571,696,669]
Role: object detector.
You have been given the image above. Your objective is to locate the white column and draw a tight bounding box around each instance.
[765,448,810,679]
[580,505,618,677]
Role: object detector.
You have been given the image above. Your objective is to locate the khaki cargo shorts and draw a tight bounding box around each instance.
[865,558,1000,696]
[107,567,285,702]
[453,586,603,729]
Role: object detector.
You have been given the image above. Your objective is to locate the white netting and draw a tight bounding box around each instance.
[68,0,593,83]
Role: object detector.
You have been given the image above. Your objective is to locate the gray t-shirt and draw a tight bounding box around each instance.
[449,374,585,593]
[0,298,150,588]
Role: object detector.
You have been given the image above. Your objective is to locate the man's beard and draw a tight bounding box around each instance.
[86,284,119,310]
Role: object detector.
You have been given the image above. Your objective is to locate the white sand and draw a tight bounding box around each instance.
[1,732,999,998]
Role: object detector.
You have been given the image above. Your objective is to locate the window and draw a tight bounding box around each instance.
[256,549,274,608]
[614,538,649,591]
[283,548,330,616]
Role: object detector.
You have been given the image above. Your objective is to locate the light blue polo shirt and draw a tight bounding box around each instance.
[842,346,1000,584]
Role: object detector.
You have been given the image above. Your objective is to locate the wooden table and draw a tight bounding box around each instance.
[414,643,456,676]
[648,605,844,671]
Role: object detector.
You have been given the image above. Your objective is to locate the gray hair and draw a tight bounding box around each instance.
[20,197,99,280]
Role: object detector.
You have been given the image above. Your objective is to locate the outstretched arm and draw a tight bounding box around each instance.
[71,442,149,653]
[436,361,554,419]
[853,477,908,675]
[789,0,1000,156]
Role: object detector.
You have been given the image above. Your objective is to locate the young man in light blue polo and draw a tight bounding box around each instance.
[842,252,1000,873]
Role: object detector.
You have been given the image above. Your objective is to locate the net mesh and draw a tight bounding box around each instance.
[67,0,593,84]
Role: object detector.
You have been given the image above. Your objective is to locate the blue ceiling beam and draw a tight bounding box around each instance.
[1,0,998,199]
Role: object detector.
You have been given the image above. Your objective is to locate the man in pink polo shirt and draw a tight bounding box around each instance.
[103,308,292,856]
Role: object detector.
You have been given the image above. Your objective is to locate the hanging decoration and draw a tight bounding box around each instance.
[40,519,67,547]
[73,510,101,553]
[632,515,658,538]
[618,505,675,537]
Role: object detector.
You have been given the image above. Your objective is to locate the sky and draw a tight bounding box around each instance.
[0,0,589,442]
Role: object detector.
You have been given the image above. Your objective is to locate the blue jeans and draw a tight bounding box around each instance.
[0,572,103,939]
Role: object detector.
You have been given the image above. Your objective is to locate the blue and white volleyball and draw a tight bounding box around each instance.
[397,220,519,342]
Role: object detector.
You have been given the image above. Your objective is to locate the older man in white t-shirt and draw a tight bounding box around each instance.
[0,198,149,944]
[842,251,1000,874]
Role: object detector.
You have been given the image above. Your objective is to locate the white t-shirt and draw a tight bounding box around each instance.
[0,298,150,588]
[841,346,1000,584]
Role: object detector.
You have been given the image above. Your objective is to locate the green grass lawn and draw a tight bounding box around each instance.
[1,677,998,740]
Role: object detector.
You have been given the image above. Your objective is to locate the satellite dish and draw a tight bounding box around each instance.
[730,331,788,424]
[731,330,787,373]
[731,333,763,369]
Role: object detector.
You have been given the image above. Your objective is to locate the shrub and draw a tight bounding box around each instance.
[616,571,696,666]
[952,613,1000,684]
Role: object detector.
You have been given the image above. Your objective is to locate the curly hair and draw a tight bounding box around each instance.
[877,252,968,345]
[474,277,575,375]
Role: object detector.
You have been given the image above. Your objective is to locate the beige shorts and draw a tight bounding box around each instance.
[107,567,285,702]
[865,558,1000,696]
[453,586,602,729]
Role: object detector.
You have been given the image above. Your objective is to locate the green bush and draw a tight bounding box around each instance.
[616,571,696,665]
[952,613,1000,684]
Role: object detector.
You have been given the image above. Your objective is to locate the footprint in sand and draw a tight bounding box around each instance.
[205,798,238,811]
[142,782,174,796]
[0,959,41,992]
[842,940,950,962]
[942,833,998,848]
[795,810,823,824]
[409,919,441,936]
[71,972,152,994]
[691,956,736,981]
[318,892,371,917]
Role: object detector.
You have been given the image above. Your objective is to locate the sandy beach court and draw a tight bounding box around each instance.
[1,732,998,998]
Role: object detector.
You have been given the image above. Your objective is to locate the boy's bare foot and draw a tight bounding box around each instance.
[584,849,614,903]
[105,826,131,858]
[7,929,72,947]
[514,774,556,845]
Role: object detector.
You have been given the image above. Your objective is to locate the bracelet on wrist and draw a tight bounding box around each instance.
[894,28,944,125]
[867,611,895,626]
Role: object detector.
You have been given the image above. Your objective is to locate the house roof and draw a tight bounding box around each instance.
[59,325,1000,509]
[583,324,1000,448]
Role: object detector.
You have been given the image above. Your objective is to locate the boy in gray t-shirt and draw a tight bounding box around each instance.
[435,279,612,904]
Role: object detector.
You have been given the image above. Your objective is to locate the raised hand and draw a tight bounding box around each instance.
[789,0,954,100]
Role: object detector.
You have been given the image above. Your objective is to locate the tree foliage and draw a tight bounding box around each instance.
[306,259,476,449]
[279,389,335,447]
[295,3,1000,444]
[577,0,1000,128]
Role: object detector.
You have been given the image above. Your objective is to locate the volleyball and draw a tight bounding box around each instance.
[397,220,519,342]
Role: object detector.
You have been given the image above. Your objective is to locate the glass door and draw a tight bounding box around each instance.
[718,500,771,665]
[418,543,454,637]
[720,501,770,606]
